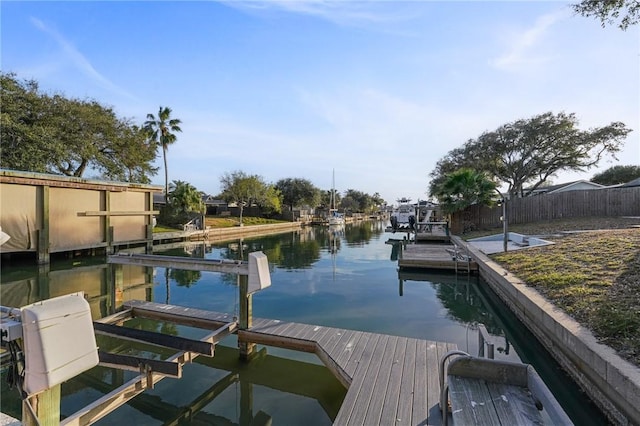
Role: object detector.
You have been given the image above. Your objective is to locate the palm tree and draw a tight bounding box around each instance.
[433,168,496,214]
[144,106,182,204]
[168,180,203,214]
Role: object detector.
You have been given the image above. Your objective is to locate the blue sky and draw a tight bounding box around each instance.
[2,1,638,205]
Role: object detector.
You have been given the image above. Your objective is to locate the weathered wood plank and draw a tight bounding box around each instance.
[298,324,333,343]
[334,330,364,370]
[363,335,399,425]
[332,333,381,425]
[397,338,417,425]
[272,321,300,338]
[412,338,429,424]
[343,332,372,378]
[326,329,359,363]
[426,341,443,425]
[255,318,300,337]
[449,376,501,425]
[317,327,345,354]
[487,382,543,425]
[348,334,391,424]
[379,337,407,425]
[124,300,235,329]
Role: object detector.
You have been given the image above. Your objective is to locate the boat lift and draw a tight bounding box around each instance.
[0,251,271,426]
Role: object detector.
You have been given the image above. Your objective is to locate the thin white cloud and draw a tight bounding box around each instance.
[491,8,569,71]
[30,17,136,100]
[218,0,420,29]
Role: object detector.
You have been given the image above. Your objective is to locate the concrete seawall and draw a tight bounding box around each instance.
[154,222,303,244]
[452,235,640,425]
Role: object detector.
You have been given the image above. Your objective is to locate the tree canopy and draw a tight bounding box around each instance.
[572,0,640,30]
[591,165,640,185]
[168,180,203,214]
[429,112,631,198]
[1,72,158,182]
[275,178,319,210]
[341,189,379,213]
[219,171,281,223]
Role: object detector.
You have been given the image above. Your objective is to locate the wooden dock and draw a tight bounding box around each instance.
[85,300,457,426]
[243,316,457,426]
[398,244,478,272]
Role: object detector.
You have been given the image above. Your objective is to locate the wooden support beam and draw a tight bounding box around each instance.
[37,185,50,264]
[124,300,235,330]
[108,253,248,274]
[22,384,60,426]
[93,322,215,356]
[239,274,255,360]
[98,351,181,378]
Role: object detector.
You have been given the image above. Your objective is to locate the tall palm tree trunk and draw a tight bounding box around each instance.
[163,145,169,205]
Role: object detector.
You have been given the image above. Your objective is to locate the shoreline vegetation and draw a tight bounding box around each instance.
[466,216,640,368]
[153,216,286,233]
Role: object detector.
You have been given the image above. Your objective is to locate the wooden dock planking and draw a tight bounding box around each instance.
[362,335,399,425]
[379,336,407,425]
[115,301,456,426]
[397,338,417,425]
[399,244,478,272]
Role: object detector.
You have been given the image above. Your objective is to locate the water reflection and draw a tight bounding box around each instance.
[0,221,604,424]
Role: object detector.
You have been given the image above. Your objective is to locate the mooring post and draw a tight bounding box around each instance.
[22,384,60,426]
[238,274,255,360]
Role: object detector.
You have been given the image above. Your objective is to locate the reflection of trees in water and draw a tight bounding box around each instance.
[344,222,382,245]
[170,269,202,288]
[433,280,503,336]
[219,232,322,271]
[269,233,321,270]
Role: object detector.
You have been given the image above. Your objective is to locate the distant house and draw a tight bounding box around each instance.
[201,195,227,215]
[153,193,228,215]
[527,180,604,196]
[153,192,166,207]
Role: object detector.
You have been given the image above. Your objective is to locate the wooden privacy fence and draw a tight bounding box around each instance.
[451,187,640,234]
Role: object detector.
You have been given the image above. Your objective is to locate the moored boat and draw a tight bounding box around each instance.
[390,197,415,232]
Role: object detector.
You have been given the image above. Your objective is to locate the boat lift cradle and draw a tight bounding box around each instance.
[439,350,573,425]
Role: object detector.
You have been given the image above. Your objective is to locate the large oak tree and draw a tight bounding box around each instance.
[1,72,158,182]
[429,112,631,198]
[220,171,281,224]
[275,178,319,211]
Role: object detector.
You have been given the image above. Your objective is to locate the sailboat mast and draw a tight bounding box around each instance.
[331,169,335,210]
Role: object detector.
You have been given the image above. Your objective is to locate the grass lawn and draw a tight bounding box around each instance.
[479,217,640,367]
[205,216,286,228]
[153,216,287,232]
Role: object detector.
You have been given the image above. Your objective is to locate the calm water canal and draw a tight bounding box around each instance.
[1,221,606,425]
